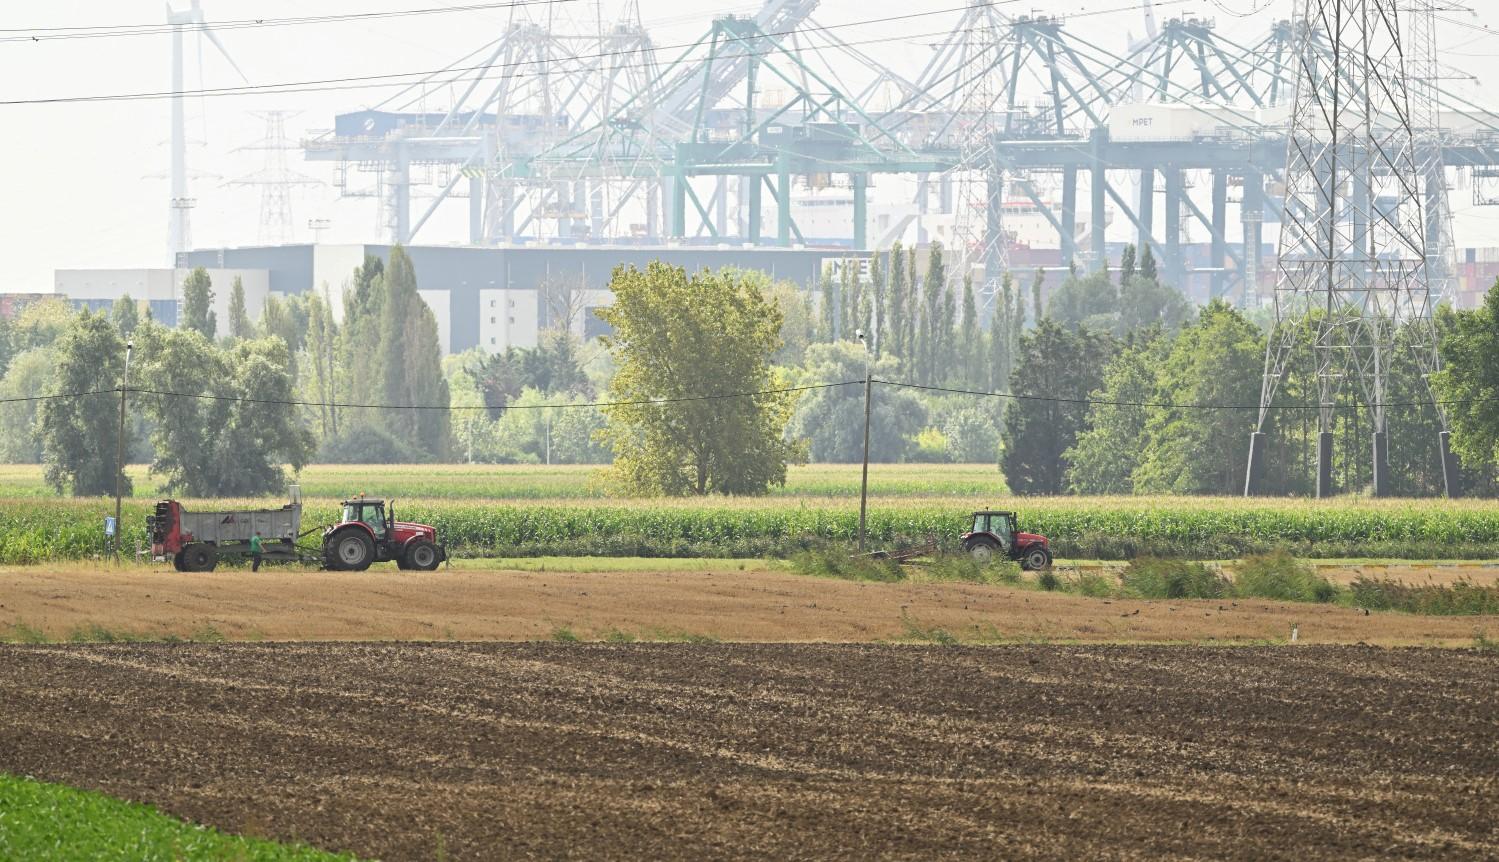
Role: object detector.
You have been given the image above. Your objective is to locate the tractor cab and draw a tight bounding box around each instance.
[342,498,390,538]
[961,509,1052,570]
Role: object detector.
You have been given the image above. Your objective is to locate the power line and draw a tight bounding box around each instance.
[0,388,116,405]
[125,381,856,411]
[0,1,578,43]
[0,0,1182,106]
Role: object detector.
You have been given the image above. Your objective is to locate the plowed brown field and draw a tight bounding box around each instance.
[1,643,1496,861]
[5,564,1498,645]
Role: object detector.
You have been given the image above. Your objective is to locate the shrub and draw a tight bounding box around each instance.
[1121,557,1229,599]
[1349,577,1499,616]
[317,425,423,464]
[1037,570,1061,591]
[1232,551,1337,603]
[1069,570,1121,598]
[919,554,1023,586]
[789,546,904,582]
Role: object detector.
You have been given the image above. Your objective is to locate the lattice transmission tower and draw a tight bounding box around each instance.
[230,111,321,245]
[1244,0,1458,498]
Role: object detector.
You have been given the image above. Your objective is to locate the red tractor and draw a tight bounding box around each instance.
[324,496,446,571]
[962,510,1053,570]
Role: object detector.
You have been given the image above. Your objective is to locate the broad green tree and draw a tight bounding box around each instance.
[39,312,132,496]
[180,267,216,339]
[788,341,926,462]
[1065,333,1165,493]
[596,262,804,495]
[1132,300,1263,494]
[110,295,140,339]
[1000,319,1114,494]
[0,347,57,463]
[135,324,312,496]
[1434,283,1499,479]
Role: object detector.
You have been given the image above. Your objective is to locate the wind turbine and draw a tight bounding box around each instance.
[166,1,249,263]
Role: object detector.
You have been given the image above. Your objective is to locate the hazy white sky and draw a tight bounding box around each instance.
[1,0,1495,290]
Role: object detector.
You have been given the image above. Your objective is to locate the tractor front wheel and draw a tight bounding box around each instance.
[966,538,1000,564]
[403,540,441,571]
[327,529,374,571]
[1021,546,1052,571]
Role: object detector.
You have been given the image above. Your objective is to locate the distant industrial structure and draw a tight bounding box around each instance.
[296,0,1499,313]
[47,1,1499,350]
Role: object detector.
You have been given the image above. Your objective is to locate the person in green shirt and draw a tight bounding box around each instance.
[250,532,263,572]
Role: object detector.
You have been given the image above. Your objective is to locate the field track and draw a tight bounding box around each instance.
[5,564,1499,645]
[1,643,1495,860]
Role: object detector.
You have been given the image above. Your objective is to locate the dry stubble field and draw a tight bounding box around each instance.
[1,642,1495,861]
[5,562,1499,644]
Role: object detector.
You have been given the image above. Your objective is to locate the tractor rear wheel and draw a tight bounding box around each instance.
[181,543,217,572]
[403,540,440,571]
[327,529,374,571]
[966,538,1000,564]
[1021,546,1052,571]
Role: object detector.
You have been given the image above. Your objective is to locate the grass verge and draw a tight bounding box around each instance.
[0,774,359,860]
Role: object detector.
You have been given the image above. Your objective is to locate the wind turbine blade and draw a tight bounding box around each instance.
[201,24,250,84]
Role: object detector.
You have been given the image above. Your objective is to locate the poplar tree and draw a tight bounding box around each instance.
[921,243,946,384]
[1031,267,1045,324]
[110,295,139,339]
[868,252,886,354]
[818,266,837,342]
[227,276,252,339]
[180,267,216,339]
[1139,244,1158,283]
[1119,244,1137,286]
[960,275,981,389]
[886,243,907,362]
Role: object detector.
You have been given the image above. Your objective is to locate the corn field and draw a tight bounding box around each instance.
[6,490,1499,563]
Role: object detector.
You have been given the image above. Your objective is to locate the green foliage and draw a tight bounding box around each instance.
[885,243,907,364]
[1001,319,1114,494]
[1121,557,1229,599]
[179,267,216,340]
[0,348,56,463]
[788,342,925,462]
[135,325,313,496]
[0,774,360,861]
[1434,281,1499,480]
[937,401,1001,463]
[39,312,131,496]
[227,275,252,339]
[378,246,451,459]
[1232,551,1337,603]
[316,424,420,464]
[597,263,804,495]
[1065,334,1161,493]
[109,295,140,339]
[1348,577,1499,615]
[1132,300,1263,494]
[909,427,950,463]
[770,280,816,366]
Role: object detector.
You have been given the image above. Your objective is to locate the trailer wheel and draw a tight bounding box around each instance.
[181,543,217,573]
[966,538,1000,564]
[403,540,441,571]
[1021,545,1052,571]
[327,528,374,571]
[172,551,186,572]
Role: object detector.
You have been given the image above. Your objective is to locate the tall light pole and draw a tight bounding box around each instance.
[113,340,134,560]
[856,329,873,551]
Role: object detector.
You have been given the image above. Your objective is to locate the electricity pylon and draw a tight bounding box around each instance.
[1243,0,1458,498]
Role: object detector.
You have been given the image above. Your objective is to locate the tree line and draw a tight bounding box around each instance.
[8,238,1499,499]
